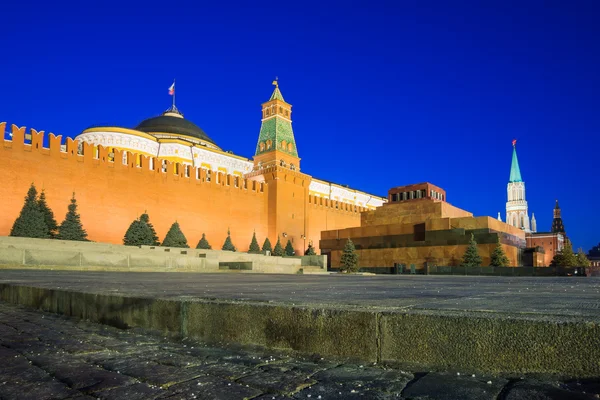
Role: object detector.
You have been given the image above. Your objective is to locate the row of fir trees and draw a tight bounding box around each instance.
[123,215,319,256]
[10,184,88,241]
[461,233,590,267]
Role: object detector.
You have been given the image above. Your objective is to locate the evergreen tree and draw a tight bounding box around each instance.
[196,233,212,249]
[261,237,273,255]
[550,252,564,267]
[340,238,359,273]
[140,212,160,245]
[489,238,509,267]
[461,233,482,267]
[576,248,591,267]
[551,241,578,267]
[10,183,49,239]
[284,239,295,256]
[57,193,88,241]
[123,219,155,246]
[38,189,58,238]
[560,240,578,267]
[248,231,261,254]
[272,237,284,256]
[305,243,317,256]
[161,221,189,248]
[221,229,236,252]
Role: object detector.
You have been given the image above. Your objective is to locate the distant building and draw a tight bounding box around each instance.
[587,243,600,268]
[526,200,567,266]
[320,183,527,271]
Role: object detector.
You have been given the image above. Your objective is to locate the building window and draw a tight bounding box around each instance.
[260,142,265,151]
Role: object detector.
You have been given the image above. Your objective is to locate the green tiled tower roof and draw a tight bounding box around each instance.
[270,86,285,101]
[255,83,298,158]
[509,145,523,182]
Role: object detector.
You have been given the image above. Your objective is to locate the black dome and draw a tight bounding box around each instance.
[135,115,218,147]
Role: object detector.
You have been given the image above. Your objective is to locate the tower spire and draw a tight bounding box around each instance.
[269,77,285,101]
[509,140,522,182]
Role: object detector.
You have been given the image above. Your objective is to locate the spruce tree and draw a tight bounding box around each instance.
[248,231,261,254]
[272,237,284,256]
[489,238,509,267]
[550,252,565,267]
[161,221,189,248]
[57,193,88,241]
[221,229,236,251]
[140,212,160,245]
[123,219,155,246]
[10,183,49,239]
[261,237,273,255]
[340,238,359,273]
[305,243,317,256]
[561,240,578,267]
[576,248,591,267]
[461,233,482,267]
[284,239,295,256]
[38,189,58,238]
[196,233,212,249]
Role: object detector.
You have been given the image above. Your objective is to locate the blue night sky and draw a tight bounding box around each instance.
[2,1,599,252]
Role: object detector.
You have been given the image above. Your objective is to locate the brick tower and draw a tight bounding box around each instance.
[246,80,311,255]
[551,200,565,234]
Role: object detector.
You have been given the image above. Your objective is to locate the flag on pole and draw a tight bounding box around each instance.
[168,82,175,96]
[512,139,517,146]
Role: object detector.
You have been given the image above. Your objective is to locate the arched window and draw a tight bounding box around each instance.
[280,159,286,167]
[281,140,287,149]
[290,163,296,171]
[520,215,525,229]
[287,143,293,152]
[260,142,265,152]
[266,140,272,150]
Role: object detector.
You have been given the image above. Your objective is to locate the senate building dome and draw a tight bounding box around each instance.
[74,103,255,176]
[134,106,220,150]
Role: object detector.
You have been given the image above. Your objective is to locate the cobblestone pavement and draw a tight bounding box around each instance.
[0,302,598,400]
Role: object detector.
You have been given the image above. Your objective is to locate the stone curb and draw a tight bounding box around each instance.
[0,282,598,378]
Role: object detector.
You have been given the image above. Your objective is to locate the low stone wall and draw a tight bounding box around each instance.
[0,282,598,377]
[0,236,326,274]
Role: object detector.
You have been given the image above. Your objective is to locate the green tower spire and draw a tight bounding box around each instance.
[254,79,298,158]
[509,141,522,182]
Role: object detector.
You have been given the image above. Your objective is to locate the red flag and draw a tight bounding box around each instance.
[168,82,175,96]
[512,139,517,146]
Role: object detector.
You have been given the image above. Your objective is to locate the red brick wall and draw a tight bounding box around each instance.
[0,123,368,254]
[0,124,268,250]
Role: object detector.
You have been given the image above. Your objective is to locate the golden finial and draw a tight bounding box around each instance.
[272,77,279,87]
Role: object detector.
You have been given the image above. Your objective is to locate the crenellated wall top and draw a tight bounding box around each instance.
[0,122,265,194]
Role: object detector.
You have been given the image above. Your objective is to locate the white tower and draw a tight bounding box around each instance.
[506,141,530,232]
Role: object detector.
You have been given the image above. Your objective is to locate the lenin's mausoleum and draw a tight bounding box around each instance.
[0,82,530,268]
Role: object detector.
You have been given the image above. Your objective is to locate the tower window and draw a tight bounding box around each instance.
[288,143,293,152]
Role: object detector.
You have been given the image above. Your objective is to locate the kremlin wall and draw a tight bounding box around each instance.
[0,82,558,269]
[0,83,386,256]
